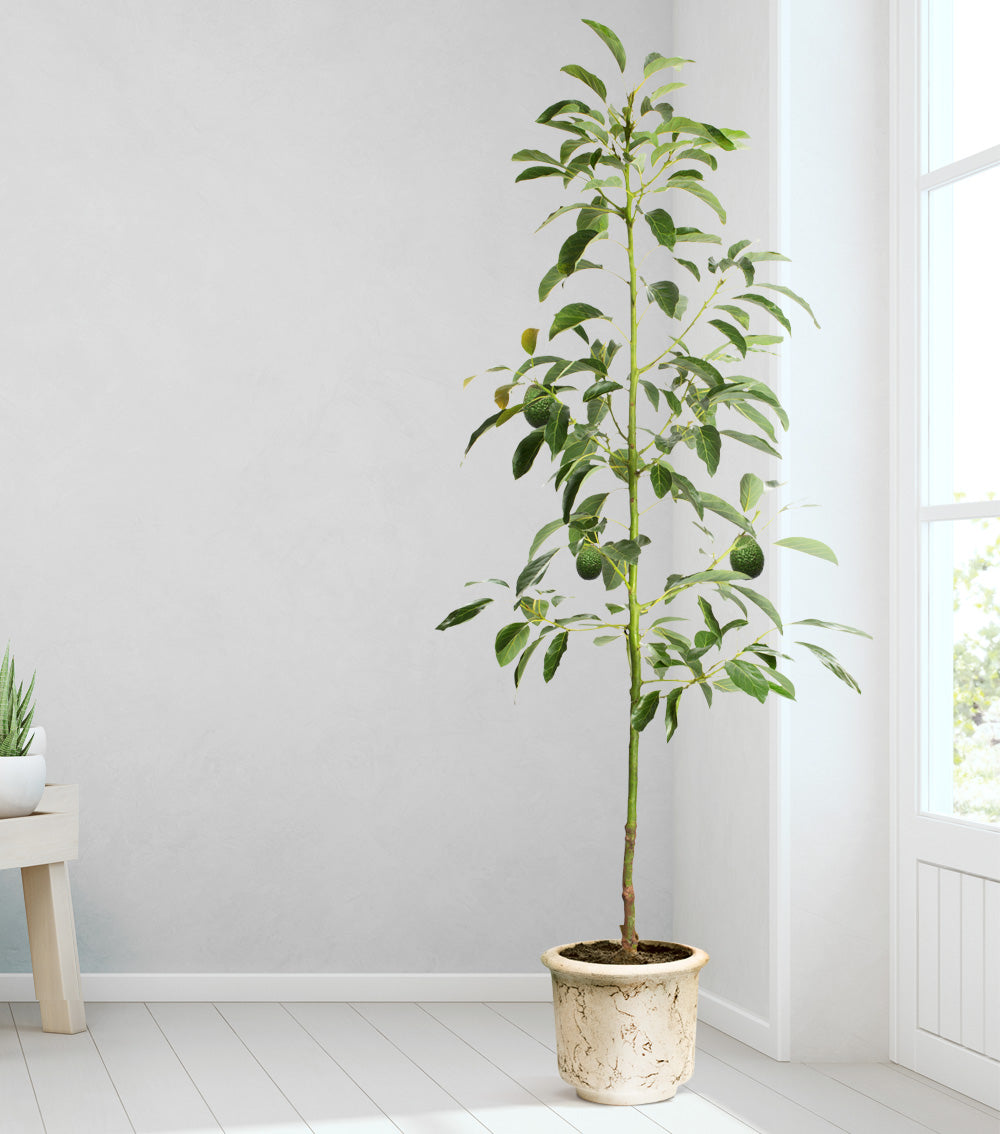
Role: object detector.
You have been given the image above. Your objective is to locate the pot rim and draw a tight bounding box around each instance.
[541,938,709,980]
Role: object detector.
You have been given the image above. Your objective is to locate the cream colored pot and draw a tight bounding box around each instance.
[540,939,710,1106]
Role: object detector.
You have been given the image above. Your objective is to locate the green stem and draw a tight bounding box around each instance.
[621,103,641,958]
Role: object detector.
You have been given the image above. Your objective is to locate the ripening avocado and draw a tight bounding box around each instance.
[576,543,603,580]
[729,535,765,579]
[523,385,555,428]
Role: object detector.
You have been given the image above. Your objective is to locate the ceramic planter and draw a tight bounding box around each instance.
[0,752,46,819]
[541,939,710,1106]
[0,725,46,820]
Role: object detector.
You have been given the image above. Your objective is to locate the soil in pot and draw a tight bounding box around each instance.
[558,939,693,965]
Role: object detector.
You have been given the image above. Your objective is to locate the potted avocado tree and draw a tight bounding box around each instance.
[437,19,866,1106]
[0,644,44,820]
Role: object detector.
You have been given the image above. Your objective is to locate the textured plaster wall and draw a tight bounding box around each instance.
[0,0,675,974]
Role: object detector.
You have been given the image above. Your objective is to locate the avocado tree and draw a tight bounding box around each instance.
[437,20,868,958]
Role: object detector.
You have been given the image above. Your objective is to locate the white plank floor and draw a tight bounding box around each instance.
[0,1001,995,1134]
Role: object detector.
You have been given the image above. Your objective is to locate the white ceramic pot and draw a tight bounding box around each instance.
[0,752,46,819]
[541,939,710,1106]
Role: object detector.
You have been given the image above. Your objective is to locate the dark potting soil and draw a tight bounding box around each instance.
[559,940,694,966]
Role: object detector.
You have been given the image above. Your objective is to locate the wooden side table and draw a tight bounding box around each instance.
[0,784,85,1033]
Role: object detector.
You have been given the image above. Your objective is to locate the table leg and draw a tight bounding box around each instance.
[21,861,86,1034]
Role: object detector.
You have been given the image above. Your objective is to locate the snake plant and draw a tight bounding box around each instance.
[0,644,36,758]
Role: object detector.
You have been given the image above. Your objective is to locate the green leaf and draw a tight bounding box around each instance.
[668,355,723,385]
[512,430,546,479]
[736,293,792,333]
[582,379,623,402]
[464,412,501,456]
[631,691,660,732]
[744,250,790,263]
[649,461,672,499]
[716,303,750,330]
[698,596,721,643]
[571,492,609,520]
[740,473,764,513]
[669,177,726,222]
[757,283,820,328]
[514,637,542,687]
[791,618,872,639]
[543,631,569,681]
[647,280,681,318]
[436,597,493,631]
[645,208,676,248]
[796,641,861,693]
[561,63,607,101]
[639,379,660,410]
[720,429,781,459]
[725,659,770,703]
[521,327,539,354]
[648,81,685,102]
[515,165,565,183]
[512,148,560,164]
[610,539,642,565]
[582,18,626,71]
[674,227,722,245]
[731,584,782,631]
[549,302,608,340]
[537,98,589,123]
[700,492,755,534]
[667,568,750,593]
[545,402,571,455]
[663,687,682,740]
[516,548,559,595]
[670,470,704,518]
[561,462,597,522]
[644,52,689,78]
[557,228,601,276]
[694,425,721,475]
[496,623,531,667]
[708,318,747,357]
[766,669,796,700]
[774,536,839,564]
[529,518,566,559]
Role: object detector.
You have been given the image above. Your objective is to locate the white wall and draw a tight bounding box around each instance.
[670,0,892,1060]
[671,0,776,1028]
[783,0,891,1062]
[0,1,676,975]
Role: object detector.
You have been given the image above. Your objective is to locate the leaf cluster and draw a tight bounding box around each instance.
[440,21,865,739]
[0,644,36,759]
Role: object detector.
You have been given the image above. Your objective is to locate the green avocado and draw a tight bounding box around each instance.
[729,535,764,579]
[576,543,603,580]
[523,385,555,428]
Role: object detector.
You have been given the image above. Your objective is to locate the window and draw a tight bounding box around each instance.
[922,0,1000,826]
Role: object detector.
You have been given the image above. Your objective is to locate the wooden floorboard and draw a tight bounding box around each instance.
[698,1024,933,1134]
[86,1002,222,1133]
[146,1002,311,1133]
[0,1002,45,1134]
[813,1061,1000,1134]
[220,1002,401,1133]
[0,1002,993,1134]
[11,1001,133,1134]
[286,1001,487,1133]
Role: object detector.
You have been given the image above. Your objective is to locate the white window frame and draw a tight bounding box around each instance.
[892,0,1000,1084]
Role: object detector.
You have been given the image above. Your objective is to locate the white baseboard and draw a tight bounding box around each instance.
[0,972,554,1003]
[698,988,777,1057]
